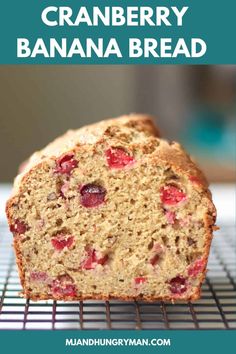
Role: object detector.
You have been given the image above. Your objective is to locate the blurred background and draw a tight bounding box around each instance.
[0,65,235,182]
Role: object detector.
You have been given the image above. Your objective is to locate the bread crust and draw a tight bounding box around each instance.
[12,114,159,193]
[6,114,216,302]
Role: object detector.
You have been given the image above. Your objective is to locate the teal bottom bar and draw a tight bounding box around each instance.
[0,330,235,354]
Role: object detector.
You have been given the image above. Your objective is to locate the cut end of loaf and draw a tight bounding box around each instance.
[6,115,216,302]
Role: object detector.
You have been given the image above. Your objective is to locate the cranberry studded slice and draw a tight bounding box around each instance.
[81,248,108,270]
[55,153,78,175]
[10,219,28,235]
[80,184,106,208]
[134,277,147,285]
[30,271,48,282]
[51,275,77,298]
[169,276,187,295]
[160,185,187,206]
[105,147,135,169]
[188,258,205,277]
[51,234,74,251]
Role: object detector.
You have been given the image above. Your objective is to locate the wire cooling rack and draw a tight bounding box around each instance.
[0,222,235,330]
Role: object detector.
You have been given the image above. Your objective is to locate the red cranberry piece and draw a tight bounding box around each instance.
[150,254,160,266]
[152,243,164,253]
[30,271,48,282]
[96,254,108,265]
[55,153,78,175]
[134,277,147,285]
[188,258,205,277]
[51,234,74,251]
[189,175,202,185]
[51,275,77,297]
[80,184,106,208]
[165,210,176,224]
[169,276,187,295]
[53,284,77,297]
[60,181,70,198]
[10,219,28,235]
[81,248,108,270]
[149,243,164,266]
[105,147,135,169]
[160,185,187,206]
[81,252,94,270]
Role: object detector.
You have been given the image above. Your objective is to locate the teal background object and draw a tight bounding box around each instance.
[0,0,235,64]
[0,330,235,354]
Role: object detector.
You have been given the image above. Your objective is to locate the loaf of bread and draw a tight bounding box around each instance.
[6,114,216,301]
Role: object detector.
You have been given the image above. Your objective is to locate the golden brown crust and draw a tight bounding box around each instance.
[7,114,160,209]
[15,114,159,177]
[13,237,25,292]
[22,292,201,302]
[6,114,216,302]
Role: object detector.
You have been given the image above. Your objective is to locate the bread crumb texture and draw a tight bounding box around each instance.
[6,114,216,302]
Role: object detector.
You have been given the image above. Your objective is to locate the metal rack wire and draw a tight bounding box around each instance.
[0,222,235,330]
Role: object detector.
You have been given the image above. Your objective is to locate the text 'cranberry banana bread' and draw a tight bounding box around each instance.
[6,114,216,301]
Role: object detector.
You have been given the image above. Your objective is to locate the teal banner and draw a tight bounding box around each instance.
[0,330,235,354]
[0,0,235,64]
